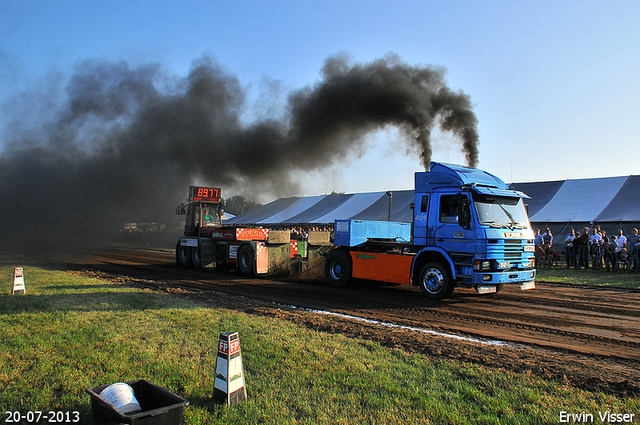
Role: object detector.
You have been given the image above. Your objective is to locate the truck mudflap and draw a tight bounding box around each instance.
[520,280,536,290]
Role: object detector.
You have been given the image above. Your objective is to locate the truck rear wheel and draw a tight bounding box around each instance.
[325,249,352,287]
[418,262,454,300]
[238,244,254,275]
[176,244,193,267]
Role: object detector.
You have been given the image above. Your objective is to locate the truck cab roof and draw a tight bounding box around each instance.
[415,162,529,198]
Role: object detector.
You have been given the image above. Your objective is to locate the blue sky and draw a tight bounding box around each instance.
[2,0,639,199]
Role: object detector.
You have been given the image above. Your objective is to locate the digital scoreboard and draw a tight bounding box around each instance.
[189,186,221,203]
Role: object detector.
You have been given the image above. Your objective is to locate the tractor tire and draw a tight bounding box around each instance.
[176,244,193,267]
[418,262,454,300]
[191,245,204,269]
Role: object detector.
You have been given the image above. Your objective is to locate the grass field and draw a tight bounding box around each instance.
[1,253,639,424]
[536,265,640,289]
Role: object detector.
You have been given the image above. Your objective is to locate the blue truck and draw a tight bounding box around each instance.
[324,162,536,299]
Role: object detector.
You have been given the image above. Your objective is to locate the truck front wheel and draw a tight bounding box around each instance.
[325,249,352,287]
[418,262,454,300]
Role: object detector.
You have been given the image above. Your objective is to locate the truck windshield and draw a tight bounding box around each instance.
[474,195,531,229]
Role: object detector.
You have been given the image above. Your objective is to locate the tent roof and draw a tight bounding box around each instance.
[310,192,388,224]
[227,173,640,226]
[351,190,415,222]
[595,175,640,222]
[257,195,325,224]
[225,197,300,224]
[509,180,564,217]
[283,193,354,224]
[528,176,628,223]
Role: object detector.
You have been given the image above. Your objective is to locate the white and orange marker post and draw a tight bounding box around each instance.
[12,267,26,295]
[213,331,247,406]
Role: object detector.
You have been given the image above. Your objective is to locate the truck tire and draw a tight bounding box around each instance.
[325,249,352,287]
[176,244,193,267]
[238,244,254,275]
[418,262,454,300]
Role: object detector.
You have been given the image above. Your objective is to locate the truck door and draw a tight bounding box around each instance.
[413,194,429,246]
[431,193,472,253]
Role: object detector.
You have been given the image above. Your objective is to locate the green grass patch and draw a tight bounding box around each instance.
[1,253,638,424]
[536,266,640,289]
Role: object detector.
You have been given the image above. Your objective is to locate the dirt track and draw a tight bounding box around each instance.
[42,247,640,396]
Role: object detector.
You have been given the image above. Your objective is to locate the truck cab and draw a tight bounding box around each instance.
[411,163,535,298]
[324,162,535,300]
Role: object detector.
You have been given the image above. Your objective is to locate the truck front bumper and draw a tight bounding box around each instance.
[470,269,536,286]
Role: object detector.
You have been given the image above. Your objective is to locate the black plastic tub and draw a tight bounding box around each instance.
[86,379,188,425]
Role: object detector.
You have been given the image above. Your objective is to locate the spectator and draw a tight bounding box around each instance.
[542,227,554,266]
[611,235,621,271]
[572,230,583,269]
[603,236,614,271]
[534,229,543,245]
[579,227,591,268]
[564,228,576,268]
[614,230,627,271]
[590,237,602,270]
[534,229,544,266]
[627,228,640,271]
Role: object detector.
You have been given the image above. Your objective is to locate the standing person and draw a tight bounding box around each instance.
[610,235,619,271]
[534,229,544,267]
[590,237,602,270]
[564,228,576,268]
[542,228,554,267]
[614,230,627,271]
[573,230,583,269]
[626,228,640,271]
[602,236,613,271]
[580,227,591,268]
[534,229,543,247]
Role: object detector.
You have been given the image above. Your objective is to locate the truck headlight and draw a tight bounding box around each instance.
[473,260,492,271]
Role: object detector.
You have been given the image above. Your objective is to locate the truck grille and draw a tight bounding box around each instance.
[487,239,524,261]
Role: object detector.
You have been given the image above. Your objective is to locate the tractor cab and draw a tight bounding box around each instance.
[177,186,222,237]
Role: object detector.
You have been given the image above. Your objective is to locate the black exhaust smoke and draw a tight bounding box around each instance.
[0,53,479,250]
[288,53,479,170]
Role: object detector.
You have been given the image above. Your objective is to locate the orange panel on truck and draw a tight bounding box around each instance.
[350,252,414,285]
[256,242,268,274]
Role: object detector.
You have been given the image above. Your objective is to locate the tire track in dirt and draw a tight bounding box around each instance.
[40,247,640,395]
